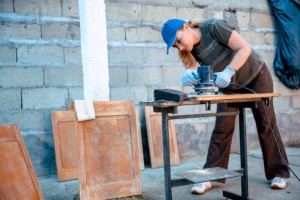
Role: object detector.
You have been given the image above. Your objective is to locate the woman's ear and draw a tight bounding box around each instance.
[183,24,189,31]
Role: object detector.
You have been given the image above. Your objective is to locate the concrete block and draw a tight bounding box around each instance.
[0,46,16,62]
[0,67,43,88]
[68,87,84,100]
[274,80,300,97]
[21,110,46,131]
[277,109,300,144]
[213,11,224,20]
[14,0,61,16]
[107,27,125,41]
[0,88,21,110]
[44,67,83,87]
[265,32,276,45]
[175,118,215,159]
[64,47,82,65]
[45,109,56,131]
[177,7,205,21]
[0,110,45,131]
[109,66,128,86]
[0,0,14,12]
[108,47,143,65]
[250,13,274,29]
[61,0,80,18]
[128,66,163,85]
[39,0,62,17]
[162,65,185,84]
[237,11,250,29]
[42,23,80,40]
[110,85,148,103]
[292,96,300,109]
[205,9,224,20]
[18,45,64,65]
[14,0,40,15]
[240,30,265,45]
[273,96,292,113]
[144,47,179,65]
[126,26,162,43]
[105,2,142,22]
[0,23,41,39]
[250,0,271,13]
[23,133,56,176]
[142,5,176,23]
[22,87,68,109]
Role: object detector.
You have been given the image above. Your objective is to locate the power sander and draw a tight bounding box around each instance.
[189,65,223,97]
[153,66,222,102]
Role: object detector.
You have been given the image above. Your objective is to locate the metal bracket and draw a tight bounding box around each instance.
[205,100,211,110]
[262,97,270,107]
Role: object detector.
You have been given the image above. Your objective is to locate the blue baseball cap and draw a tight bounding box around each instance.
[161,19,186,54]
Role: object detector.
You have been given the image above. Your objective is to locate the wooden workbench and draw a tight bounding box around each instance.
[140,92,280,200]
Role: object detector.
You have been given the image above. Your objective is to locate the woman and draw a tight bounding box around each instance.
[161,18,290,194]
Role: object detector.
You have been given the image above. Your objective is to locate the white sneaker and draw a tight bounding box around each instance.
[271,177,287,189]
[191,181,212,194]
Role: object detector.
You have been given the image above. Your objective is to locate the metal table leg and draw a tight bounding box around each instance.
[239,107,249,198]
[223,106,251,200]
[162,111,172,200]
[153,106,177,200]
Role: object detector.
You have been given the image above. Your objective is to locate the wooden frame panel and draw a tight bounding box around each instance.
[145,106,180,168]
[76,101,141,200]
[0,124,44,200]
[51,111,78,181]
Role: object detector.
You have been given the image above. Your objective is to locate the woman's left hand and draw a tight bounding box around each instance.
[214,66,236,88]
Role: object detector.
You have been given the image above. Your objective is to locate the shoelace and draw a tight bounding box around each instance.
[273,177,285,183]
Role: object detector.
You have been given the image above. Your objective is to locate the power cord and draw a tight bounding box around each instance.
[230,83,300,182]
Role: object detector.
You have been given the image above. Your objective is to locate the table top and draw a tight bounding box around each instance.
[140,92,280,107]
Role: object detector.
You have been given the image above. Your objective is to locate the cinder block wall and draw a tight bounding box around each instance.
[1,0,299,176]
[106,0,300,163]
[0,0,83,175]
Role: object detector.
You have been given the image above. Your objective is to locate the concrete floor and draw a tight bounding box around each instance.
[38,147,300,200]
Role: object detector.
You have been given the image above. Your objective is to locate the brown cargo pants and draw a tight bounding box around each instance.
[203,63,290,182]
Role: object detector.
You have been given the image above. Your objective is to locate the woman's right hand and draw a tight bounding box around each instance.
[181,69,199,85]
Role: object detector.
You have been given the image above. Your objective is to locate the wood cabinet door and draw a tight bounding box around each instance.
[51,111,78,181]
[76,101,141,200]
[145,106,180,168]
[0,124,44,200]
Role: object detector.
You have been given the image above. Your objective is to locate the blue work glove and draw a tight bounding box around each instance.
[214,66,236,88]
[181,69,199,86]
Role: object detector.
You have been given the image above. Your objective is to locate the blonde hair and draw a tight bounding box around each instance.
[178,18,203,69]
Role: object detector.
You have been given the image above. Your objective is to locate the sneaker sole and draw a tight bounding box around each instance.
[191,186,212,194]
[271,184,286,189]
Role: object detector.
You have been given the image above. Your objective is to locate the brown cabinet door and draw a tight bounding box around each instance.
[0,124,44,200]
[76,101,141,200]
[51,111,78,181]
[135,107,145,170]
[145,106,180,168]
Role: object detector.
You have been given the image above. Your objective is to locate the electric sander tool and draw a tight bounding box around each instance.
[192,65,222,96]
[154,66,222,102]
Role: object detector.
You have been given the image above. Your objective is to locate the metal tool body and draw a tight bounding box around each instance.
[192,66,222,96]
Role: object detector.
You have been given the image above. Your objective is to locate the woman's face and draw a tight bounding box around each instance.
[172,25,194,52]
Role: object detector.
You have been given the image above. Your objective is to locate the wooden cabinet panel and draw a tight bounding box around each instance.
[51,111,78,181]
[76,101,141,200]
[0,124,44,200]
[145,106,180,168]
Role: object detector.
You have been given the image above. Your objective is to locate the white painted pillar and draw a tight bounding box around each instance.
[78,0,110,101]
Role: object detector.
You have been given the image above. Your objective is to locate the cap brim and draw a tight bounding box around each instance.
[166,32,177,54]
